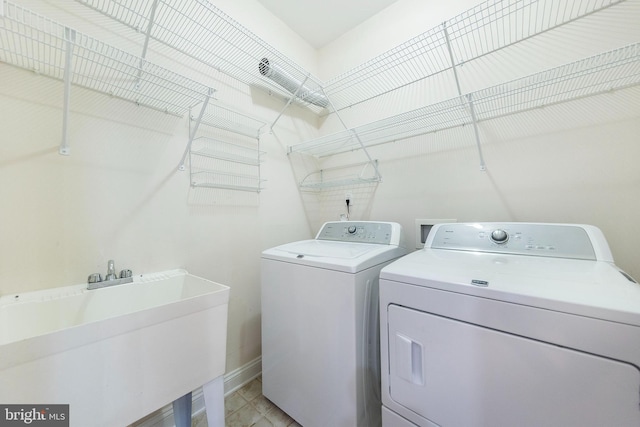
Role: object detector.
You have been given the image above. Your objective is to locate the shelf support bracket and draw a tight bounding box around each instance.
[269,73,311,132]
[323,87,382,182]
[135,0,160,88]
[140,0,160,61]
[179,87,214,171]
[466,93,486,171]
[443,22,462,96]
[59,26,76,156]
[446,22,485,171]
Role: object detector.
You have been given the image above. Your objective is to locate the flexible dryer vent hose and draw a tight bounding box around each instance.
[259,57,328,108]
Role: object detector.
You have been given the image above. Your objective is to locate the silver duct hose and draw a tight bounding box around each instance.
[259,57,328,108]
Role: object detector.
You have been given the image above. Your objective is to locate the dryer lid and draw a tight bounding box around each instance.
[381,248,640,326]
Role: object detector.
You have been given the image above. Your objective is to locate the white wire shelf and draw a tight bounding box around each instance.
[0,1,211,116]
[194,102,267,139]
[191,137,265,166]
[190,170,265,192]
[290,43,640,158]
[75,0,327,112]
[323,0,626,111]
[298,160,381,190]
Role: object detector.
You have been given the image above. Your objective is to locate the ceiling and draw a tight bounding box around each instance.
[255,0,399,49]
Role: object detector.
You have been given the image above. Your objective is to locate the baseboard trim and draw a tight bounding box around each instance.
[222,356,263,396]
[131,356,262,427]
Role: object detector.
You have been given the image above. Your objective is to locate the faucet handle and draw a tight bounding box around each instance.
[88,273,102,284]
[119,269,132,279]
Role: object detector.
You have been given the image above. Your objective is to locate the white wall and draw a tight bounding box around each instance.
[318,0,480,79]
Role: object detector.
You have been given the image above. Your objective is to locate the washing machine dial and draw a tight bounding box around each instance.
[490,229,509,244]
[347,226,357,234]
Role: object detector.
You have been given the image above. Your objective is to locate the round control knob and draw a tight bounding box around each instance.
[490,229,509,244]
[347,226,357,234]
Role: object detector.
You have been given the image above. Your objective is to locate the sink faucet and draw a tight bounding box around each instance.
[87,259,133,290]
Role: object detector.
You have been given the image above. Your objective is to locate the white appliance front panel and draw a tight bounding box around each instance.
[382,406,423,427]
[386,304,640,427]
[261,257,386,427]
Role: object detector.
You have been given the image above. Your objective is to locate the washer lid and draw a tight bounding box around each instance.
[277,240,376,258]
[262,240,406,273]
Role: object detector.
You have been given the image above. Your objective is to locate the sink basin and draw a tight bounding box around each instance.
[0,269,230,427]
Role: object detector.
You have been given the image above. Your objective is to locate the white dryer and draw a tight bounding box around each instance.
[262,221,406,427]
[379,222,640,427]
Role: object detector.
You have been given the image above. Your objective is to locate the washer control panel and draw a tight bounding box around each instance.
[429,223,600,260]
[317,221,400,245]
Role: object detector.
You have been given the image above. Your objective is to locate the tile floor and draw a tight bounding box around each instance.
[192,376,300,427]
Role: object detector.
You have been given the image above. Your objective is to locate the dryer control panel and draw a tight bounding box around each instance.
[316,221,403,246]
[427,222,613,261]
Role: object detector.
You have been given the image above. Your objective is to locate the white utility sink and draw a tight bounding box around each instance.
[0,269,230,427]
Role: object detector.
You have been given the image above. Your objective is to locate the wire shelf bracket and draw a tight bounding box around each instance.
[59,27,76,156]
[466,93,487,171]
[179,88,214,171]
[269,72,312,132]
[443,20,487,171]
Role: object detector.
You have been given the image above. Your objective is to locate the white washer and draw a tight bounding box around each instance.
[261,221,406,427]
[379,222,640,427]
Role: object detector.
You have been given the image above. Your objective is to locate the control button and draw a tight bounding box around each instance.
[347,226,357,234]
[490,229,509,244]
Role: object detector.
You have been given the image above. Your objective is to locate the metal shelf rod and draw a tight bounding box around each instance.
[270,73,311,132]
[327,87,382,182]
[59,26,75,156]
[180,88,214,171]
[466,93,487,171]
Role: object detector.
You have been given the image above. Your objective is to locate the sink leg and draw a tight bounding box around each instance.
[172,392,192,427]
[203,376,225,427]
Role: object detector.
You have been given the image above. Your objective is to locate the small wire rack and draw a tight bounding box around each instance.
[298,160,381,190]
[186,102,267,193]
